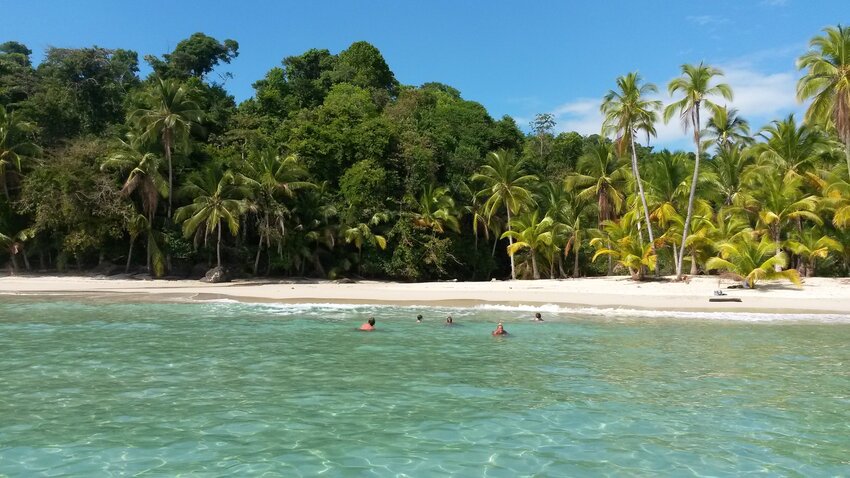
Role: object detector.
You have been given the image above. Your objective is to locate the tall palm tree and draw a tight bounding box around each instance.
[703,105,752,150]
[0,104,39,200]
[664,62,733,278]
[130,77,203,218]
[567,141,629,274]
[797,24,850,179]
[472,150,538,280]
[502,211,554,279]
[240,149,313,275]
[707,145,755,206]
[601,72,662,253]
[174,166,250,268]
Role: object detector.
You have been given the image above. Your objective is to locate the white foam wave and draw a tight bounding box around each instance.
[197,300,850,323]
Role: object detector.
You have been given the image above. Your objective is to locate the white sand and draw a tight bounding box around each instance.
[2,275,849,314]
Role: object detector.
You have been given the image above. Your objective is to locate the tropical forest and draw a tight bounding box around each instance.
[2,26,850,285]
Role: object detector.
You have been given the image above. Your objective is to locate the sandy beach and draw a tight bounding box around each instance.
[2,274,849,314]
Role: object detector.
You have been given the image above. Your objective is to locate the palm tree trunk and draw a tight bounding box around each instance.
[126,237,135,273]
[506,207,516,280]
[631,136,656,252]
[216,221,222,268]
[774,227,782,272]
[253,231,264,276]
[164,129,173,219]
[9,250,18,274]
[573,245,580,277]
[676,104,702,278]
[690,250,698,275]
[531,249,540,279]
[845,141,850,182]
[2,179,9,201]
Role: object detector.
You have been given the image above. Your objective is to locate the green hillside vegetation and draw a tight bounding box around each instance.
[1,26,849,285]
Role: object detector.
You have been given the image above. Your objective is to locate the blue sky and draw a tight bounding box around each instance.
[2,0,844,148]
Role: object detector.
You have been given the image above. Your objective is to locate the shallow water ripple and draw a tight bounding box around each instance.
[0,300,848,476]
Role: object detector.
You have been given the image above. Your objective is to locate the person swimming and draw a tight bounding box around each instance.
[416,314,423,323]
[532,312,543,322]
[359,317,376,331]
[492,322,508,336]
[445,315,454,326]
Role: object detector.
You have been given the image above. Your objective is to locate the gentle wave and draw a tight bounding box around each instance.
[197,299,850,323]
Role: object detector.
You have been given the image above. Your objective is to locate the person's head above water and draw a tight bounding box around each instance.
[416,314,423,322]
[446,315,453,324]
[534,312,542,320]
[368,317,376,326]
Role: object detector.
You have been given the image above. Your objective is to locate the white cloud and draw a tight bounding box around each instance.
[541,61,804,150]
[686,15,730,26]
[761,0,788,6]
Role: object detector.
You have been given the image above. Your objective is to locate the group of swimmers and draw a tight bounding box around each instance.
[359,311,543,335]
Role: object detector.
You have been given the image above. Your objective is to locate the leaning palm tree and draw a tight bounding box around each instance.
[502,211,554,279]
[130,77,203,218]
[797,24,850,179]
[706,232,801,288]
[472,150,538,280]
[174,166,250,268]
[0,104,39,200]
[664,62,733,278]
[601,72,661,253]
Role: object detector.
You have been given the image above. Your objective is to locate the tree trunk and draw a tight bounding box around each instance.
[216,221,222,268]
[9,250,18,274]
[557,254,566,278]
[164,129,173,219]
[808,258,816,277]
[506,207,516,280]
[690,250,698,275]
[631,135,656,253]
[774,227,782,272]
[573,245,580,278]
[531,249,540,279]
[676,103,702,279]
[126,237,136,273]
[253,231,264,275]
[358,246,362,276]
[845,141,850,183]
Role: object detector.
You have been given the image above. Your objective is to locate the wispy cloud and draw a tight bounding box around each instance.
[541,61,804,150]
[686,15,730,26]
[761,0,788,6]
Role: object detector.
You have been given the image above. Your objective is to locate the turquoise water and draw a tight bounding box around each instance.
[0,299,849,477]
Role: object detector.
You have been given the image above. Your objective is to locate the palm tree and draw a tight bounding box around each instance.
[707,145,755,206]
[502,211,554,279]
[343,213,388,276]
[174,166,250,268]
[567,141,629,274]
[797,24,850,179]
[706,232,801,288]
[410,185,460,235]
[601,72,662,253]
[590,213,657,280]
[786,229,843,277]
[130,77,203,218]
[0,104,39,200]
[101,133,167,224]
[123,212,166,276]
[472,150,538,280]
[240,149,313,275]
[703,105,752,150]
[0,227,34,273]
[751,114,833,176]
[664,62,733,278]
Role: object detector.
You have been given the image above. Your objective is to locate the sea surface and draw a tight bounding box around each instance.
[0,298,848,477]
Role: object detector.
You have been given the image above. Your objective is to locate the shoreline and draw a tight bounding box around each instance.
[2,275,850,316]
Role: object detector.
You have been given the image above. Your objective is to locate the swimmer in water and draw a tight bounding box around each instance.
[492,322,508,336]
[532,312,543,322]
[445,315,454,326]
[359,317,376,331]
[416,314,423,323]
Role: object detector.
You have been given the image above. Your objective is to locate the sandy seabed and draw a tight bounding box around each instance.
[2,274,850,315]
